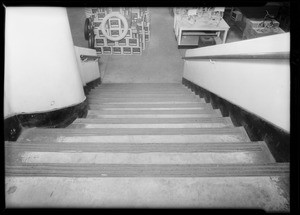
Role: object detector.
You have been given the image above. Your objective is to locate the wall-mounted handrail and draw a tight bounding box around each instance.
[80,55,101,62]
[182,52,290,60]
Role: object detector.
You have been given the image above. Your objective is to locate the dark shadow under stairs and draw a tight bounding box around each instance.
[5,83,289,210]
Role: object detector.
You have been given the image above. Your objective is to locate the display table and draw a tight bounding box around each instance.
[174,14,230,48]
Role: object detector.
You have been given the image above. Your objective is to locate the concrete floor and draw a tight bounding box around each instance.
[100,8,184,83]
[67,7,243,83]
[100,8,243,83]
[6,176,289,210]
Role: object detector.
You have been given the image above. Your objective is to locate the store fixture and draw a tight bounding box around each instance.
[84,7,151,55]
[242,10,284,39]
[84,17,95,48]
[173,7,229,48]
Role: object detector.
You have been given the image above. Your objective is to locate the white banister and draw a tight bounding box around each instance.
[183,33,290,132]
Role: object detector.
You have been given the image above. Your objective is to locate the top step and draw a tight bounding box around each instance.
[94,84,189,91]
[98,83,184,87]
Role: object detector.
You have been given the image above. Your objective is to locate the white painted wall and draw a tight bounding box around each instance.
[184,33,290,132]
[74,46,101,86]
[5,7,86,118]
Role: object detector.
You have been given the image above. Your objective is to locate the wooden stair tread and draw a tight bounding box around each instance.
[18,127,248,136]
[87,109,218,115]
[87,103,209,108]
[5,163,289,177]
[72,117,233,124]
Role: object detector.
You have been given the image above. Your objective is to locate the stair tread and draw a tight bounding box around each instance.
[18,127,247,135]
[87,98,203,102]
[88,106,211,110]
[95,84,186,89]
[5,141,267,152]
[85,114,222,119]
[88,92,193,95]
[87,109,218,115]
[17,127,250,143]
[5,176,289,210]
[5,162,289,177]
[88,100,206,104]
[87,103,209,108]
[5,152,274,165]
[72,117,233,124]
[68,123,233,129]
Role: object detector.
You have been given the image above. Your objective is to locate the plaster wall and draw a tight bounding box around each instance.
[5,7,85,118]
[184,33,290,132]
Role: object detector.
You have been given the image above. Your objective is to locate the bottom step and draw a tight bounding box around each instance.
[5,176,289,211]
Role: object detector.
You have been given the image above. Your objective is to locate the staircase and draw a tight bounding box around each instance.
[5,83,289,210]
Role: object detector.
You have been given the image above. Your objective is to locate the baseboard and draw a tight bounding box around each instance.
[4,77,102,141]
[178,45,199,49]
[84,77,101,95]
[182,77,290,162]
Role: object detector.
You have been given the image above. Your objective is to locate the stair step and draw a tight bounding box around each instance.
[69,117,234,128]
[88,100,206,105]
[95,84,186,89]
[92,89,191,92]
[4,176,290,210]
[5,163,289,177]
[87,97,203,102]
[5,141,266,153]
[86,113,222,119]
[5,151,273,165]
[88,92,193,97]
[88,100,206,106]
[93,87,189,91]
[87,109,218,115]
[86,109,222,118]
[17,127,250,143]
[5,141,275,164]
[71,117,233,125]
[89,88,192,92]
[68,122,232,129]
[87,95,199,100]
[88,106,212,111]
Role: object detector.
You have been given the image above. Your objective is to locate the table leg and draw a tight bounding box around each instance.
[223,30,228,43]
[178,29,182,45]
